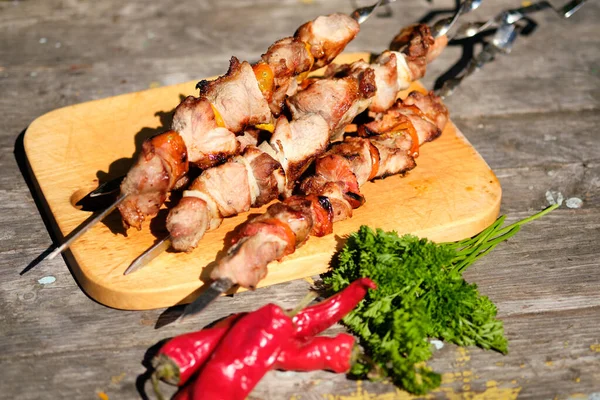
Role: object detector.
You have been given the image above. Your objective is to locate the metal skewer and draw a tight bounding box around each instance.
[180,278,235,321]
[452,0,587,40]
[436,0,587,98]
[124,235,173,275]
[46,194,127,260]
[430,0,483,39]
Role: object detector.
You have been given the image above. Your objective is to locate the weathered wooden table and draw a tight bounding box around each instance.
[1,1,599,399]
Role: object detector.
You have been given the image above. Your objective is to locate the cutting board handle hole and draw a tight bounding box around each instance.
[70,184,115,212]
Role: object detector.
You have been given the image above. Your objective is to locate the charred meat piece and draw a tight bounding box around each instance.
[118,131,188,230]
[295,13,360,69]
[171,96,239,169]
[262,37,314,115]
[269,114,330,193]
[197,57,272,132]
[210,195,332,288]
[166,197,210,252]
[362,92,449,147]
[389,24,435,81]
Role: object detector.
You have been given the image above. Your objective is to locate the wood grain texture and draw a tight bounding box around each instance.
[1,0,599,399]
[23,56,501,309]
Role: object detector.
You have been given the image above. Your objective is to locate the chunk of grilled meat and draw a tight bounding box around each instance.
[286,71,376,141]
[171,96,239,169]
[211,92,449,289]
[118,131,188,230]
[197,57,272,133]
[295,13,360,69]
[325,23,445,114]
[118,13,360,230]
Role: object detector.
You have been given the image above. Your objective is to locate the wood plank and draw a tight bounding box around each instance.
[23,52,501,310]
[1,0,599,399]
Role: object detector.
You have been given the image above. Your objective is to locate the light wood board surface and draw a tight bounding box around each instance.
[3,1,600,399]
[24,53,501,310]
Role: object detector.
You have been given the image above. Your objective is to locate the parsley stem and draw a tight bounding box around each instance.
[442,204,559,275]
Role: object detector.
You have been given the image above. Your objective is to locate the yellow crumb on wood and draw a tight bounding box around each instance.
[545,361,554,367]
[110,372,126,384]
[495,361,505,367]
[590,343,600,352]
[97,391,109,400]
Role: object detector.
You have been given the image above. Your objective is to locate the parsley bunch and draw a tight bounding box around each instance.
[324,205,558,394]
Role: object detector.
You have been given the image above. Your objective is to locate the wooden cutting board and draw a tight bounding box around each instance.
[24,52,501,310]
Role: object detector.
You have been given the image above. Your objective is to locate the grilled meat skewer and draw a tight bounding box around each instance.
[211,91,449,289]
[165,24,445,254]
[117,13,360,231]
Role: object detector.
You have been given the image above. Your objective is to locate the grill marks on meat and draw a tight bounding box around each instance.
[214,92,448,288]
[295,13,360,69]
[118,131,188,230]
[197,57,272,133]
[270,114,329,193]
[363,92,449,146]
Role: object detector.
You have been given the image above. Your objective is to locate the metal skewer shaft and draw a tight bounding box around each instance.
[46,194,127,260]
[124,235,173,275]
[180,278,235,321]
[437,0,588,99]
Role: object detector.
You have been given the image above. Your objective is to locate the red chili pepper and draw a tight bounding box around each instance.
[152,313,245,386]
[292,277,376,338]
[171,383,193,400]
[190,303,294,400]
[153,278,375,392]
[173,333,356,400]
[275,333,356,373]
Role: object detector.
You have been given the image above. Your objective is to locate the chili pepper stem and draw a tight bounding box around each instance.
[151,371,166,400]
[286,291,319,318]
[152,354,180,386]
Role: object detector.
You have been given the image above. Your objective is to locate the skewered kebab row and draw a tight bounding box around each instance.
[165,24,445,252]
[117,13,360,230]
[166,72,377,252]
[295,23,445,135]
[210,91,449,289]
